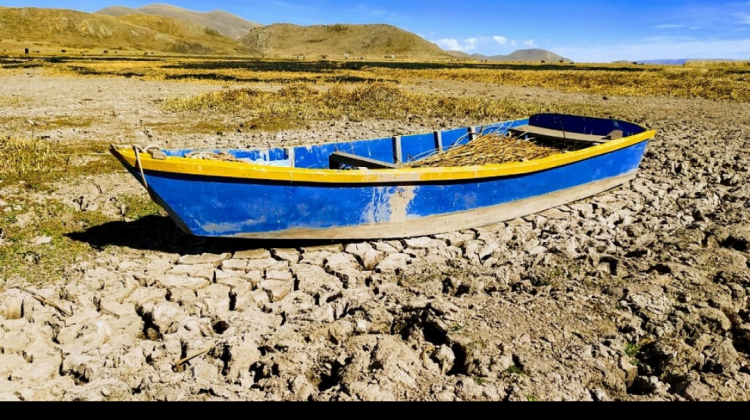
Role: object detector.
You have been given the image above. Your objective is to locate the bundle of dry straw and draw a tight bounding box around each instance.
[405,132,583,168]
[185,151,242,162]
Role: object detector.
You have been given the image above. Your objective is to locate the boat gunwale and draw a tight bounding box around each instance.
[110,118,655,185]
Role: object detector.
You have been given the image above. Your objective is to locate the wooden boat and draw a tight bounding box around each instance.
[110,113,656,240]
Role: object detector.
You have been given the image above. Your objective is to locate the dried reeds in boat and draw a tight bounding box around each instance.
[185,151,242,162]
[404,133,585,168]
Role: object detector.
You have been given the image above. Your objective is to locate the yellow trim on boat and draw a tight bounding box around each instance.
[111,130,656,184]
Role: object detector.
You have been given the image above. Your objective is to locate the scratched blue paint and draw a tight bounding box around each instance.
[123,114,651,237]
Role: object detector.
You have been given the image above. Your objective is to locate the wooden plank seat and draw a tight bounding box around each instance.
[509,125,623,145]
[329,151,398,169]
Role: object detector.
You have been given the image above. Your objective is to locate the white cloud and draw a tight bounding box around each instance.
[493,36,509,45]
[434,36,511,52]
[511,40,517,46]
[524,39,537,48]
[435,38,462,51]
[655,24,685,29]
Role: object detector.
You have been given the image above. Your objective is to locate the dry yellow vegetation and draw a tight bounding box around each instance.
[0,135,60,178]
[368,65,750,101]
[162,82,601,127]
[24,56,750,102]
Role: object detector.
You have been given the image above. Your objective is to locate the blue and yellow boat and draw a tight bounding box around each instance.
[110,113,655,240]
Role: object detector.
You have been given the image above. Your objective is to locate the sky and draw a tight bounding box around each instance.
[3,0,750,62]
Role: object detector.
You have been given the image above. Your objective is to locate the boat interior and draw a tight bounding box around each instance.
[158,113,647,170]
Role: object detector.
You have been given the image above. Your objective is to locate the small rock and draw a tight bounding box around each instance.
[271,248,300,263]
[233,249,271,260]
[375,253,411,274]
[32,236,52,245]
[178,253,231,266]
[260,280,292,303]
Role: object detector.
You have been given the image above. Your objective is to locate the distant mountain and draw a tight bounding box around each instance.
[448,48,572,63]
[635,59,688,65]
[241,23,451,59]
[96,3,262,39]
[635,58,744,65]
[0,6,255,54]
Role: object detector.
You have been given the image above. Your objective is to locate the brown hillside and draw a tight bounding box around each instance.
[0,6,255,55]
[97,3,262,39]
[241,23,451,59]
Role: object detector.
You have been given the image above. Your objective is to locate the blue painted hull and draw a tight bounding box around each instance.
[113,114,653,239]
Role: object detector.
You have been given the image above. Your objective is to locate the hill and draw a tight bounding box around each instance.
[241,23,451,59]
[0,6,255,55]
[96,3,262,39]
[445,48,571,62]
[473,49,571,62]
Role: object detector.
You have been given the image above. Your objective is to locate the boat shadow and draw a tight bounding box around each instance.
[66,215,349,254]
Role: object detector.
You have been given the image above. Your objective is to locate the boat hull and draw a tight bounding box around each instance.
[119,140,648,240]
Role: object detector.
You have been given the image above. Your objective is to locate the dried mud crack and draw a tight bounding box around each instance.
[1,71,750,401]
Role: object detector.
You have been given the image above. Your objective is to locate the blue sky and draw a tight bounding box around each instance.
[4,0,750,62]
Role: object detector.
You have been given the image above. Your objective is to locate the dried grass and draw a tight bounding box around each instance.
[405,133,586,168]
[0,135,61,177]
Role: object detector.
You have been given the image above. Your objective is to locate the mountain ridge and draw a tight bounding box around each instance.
[96,3,262,39]
[241,23,451,59]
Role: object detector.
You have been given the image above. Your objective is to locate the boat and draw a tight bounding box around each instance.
[110,113,656,240]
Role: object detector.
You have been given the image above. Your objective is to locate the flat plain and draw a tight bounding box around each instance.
[1,56,749,401]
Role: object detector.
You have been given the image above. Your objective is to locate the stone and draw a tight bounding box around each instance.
[345,243,374,260]
[373,241,400,254]
[246,258,285,272]
[432,345,455,374]
[266,270,293,282]
[168,264,215,281]
[362,249,386,271]
[241,271,263,288]
[226,337,262,383]
[32,236,52,245]
[697,308,732,333]
[291,374,314,400]
[221,259,249,272]
[435,231,475,248]
[158,275,210,291]
[271,248,301,263]
[478,242,499,260]
[178,253,231,266]
[2,290,24,320]
[404,237,445,250]
[298,251,330,267]
[324,253,361,272]
[301,244,344,254]
[0,354,26,378]
[260,280,293,303]
[120,284,166,306]
[149,302,186,335]
[197,284,232,313]
[375,253,411,274]
[233,249,271,260]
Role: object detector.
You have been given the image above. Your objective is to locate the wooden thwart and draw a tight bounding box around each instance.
[329,151,399,169]
[510,125,622,144]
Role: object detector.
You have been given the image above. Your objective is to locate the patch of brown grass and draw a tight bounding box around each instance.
[163,81,603,128]
[0,135,61,179]
[367,65,750,101]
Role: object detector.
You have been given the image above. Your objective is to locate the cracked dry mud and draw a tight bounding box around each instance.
[1,70,750,401]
